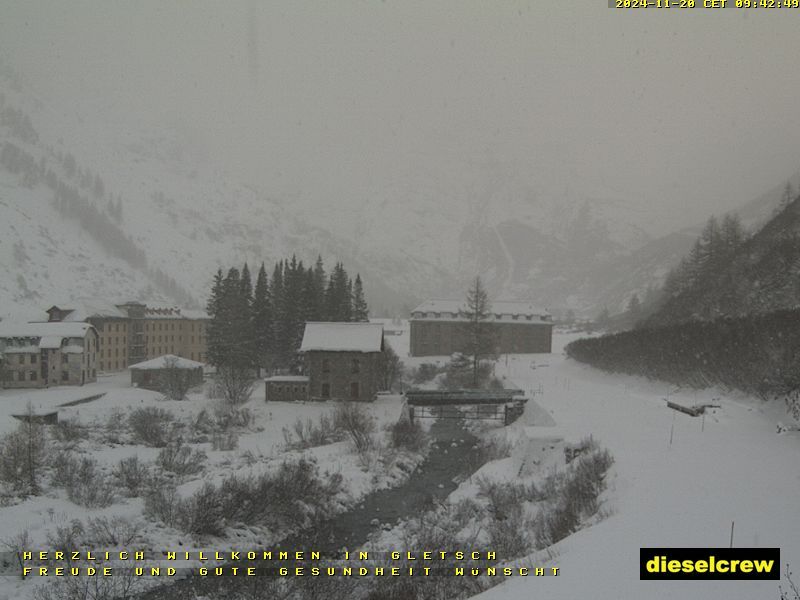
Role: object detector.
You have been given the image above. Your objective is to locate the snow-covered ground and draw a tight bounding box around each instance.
[0,376,417,600]
[476,333,800,599]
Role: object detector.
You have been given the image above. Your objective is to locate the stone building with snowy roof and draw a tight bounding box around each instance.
[0,322,98,388]
[409,299,553,357]
[45,300,209,372]
[299,322,385,401]
[129,354,205,392]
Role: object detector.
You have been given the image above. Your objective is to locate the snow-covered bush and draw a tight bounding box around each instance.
[533,446,614,548]
[128,406,175,447]
[32,566,142,600]
[156,441,206,477]
[0,416,47,495]
[333,401,375,455]
[211,430,239,451]
[49,418,86,447]
[64,457,114,508]
[282,413,340,450]
[143,479,181,528]
[112,455,150,496]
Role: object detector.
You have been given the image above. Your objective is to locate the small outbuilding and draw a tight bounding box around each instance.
[264,375,310,402]
[129,354,204,392]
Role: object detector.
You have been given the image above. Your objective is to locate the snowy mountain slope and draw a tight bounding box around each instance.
[0,72,426,315]
[0,170,161,321]
[1,63,795,319]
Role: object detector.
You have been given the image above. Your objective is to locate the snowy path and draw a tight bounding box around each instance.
[477,334,800,600]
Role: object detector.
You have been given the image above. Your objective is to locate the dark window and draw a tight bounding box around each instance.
[61,371,69,382]
[351,358,360,374]
[321,383,331,398]
[29,371,37,381]
[322,359,330,373]
[31,354,37,364]
[62,354,68,364]
[350,382,360,399]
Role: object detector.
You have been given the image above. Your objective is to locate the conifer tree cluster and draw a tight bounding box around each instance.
[661,214,747,301]
[206,256,369,371]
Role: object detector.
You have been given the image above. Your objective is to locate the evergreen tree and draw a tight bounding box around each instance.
[311,255,327,320]
[352,274,369,321]
[252,263,272,371]
[459,276,498,388]
[206,269,224,366]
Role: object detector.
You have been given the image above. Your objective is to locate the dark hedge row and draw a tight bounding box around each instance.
[565,309,800,398]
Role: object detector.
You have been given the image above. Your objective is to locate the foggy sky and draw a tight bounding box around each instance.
[1,1,799,234]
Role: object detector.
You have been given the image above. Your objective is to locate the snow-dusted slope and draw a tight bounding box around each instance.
[476,334,800,599]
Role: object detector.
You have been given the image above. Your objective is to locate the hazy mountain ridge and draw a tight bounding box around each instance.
[645,195,800,326]
[1,65,795,319]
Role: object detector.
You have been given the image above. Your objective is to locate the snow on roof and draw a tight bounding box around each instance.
[144,306,210,320]
[39,336,64,349]
[264,375,310,382]
[48,298,128,321]
[0,321,95,339]
[299,322,384,353]
[129,355,205,370]
[411,299,550,317]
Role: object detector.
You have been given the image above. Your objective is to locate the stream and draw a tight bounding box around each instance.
[138,407,491,598]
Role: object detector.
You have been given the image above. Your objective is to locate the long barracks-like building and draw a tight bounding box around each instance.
[409,299,553,357]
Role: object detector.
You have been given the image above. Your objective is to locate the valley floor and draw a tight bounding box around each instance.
[476,333,800,599]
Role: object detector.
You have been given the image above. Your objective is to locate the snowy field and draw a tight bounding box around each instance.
[476,332,800,600]
[0,376,417,600]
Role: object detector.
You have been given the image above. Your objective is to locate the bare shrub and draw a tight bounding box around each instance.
[32,567,142,600]
[46,520,86,560]
[412,363,442,384]
[486,504,531,559]
[191,408,215,434]
[476,476,539,520]
[65,457,114,508]
[282,413,340,450]
[211,430,239,451]
[104,407,126,444]
[156,441,206,477]
[50,418,86,446]
[213,403,252,429]
[50,452,80,489]
[781,563,800,600]
[177,481,225,537]
[0,411,47,494]
[52,453,114,507]
[175,457,344,536]
[333,402,375,454]
[388,418,426,452]
[112,456,149,497]
[85,516,142,546]
[1,528,31,579]
[158,357,195,400]
[533,447,614,548]
[215,366,255,404]
[128,406,174,447]
[143,479,180,527]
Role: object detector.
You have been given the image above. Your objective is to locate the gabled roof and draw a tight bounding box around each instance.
[129,354,205,370]
[299,322,384,353]
[46,298,129,321]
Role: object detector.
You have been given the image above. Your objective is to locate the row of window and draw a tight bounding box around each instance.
[268,383,360,399]
[10,370,79,382]
[414,312,547,321]
[145,322,205,332]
